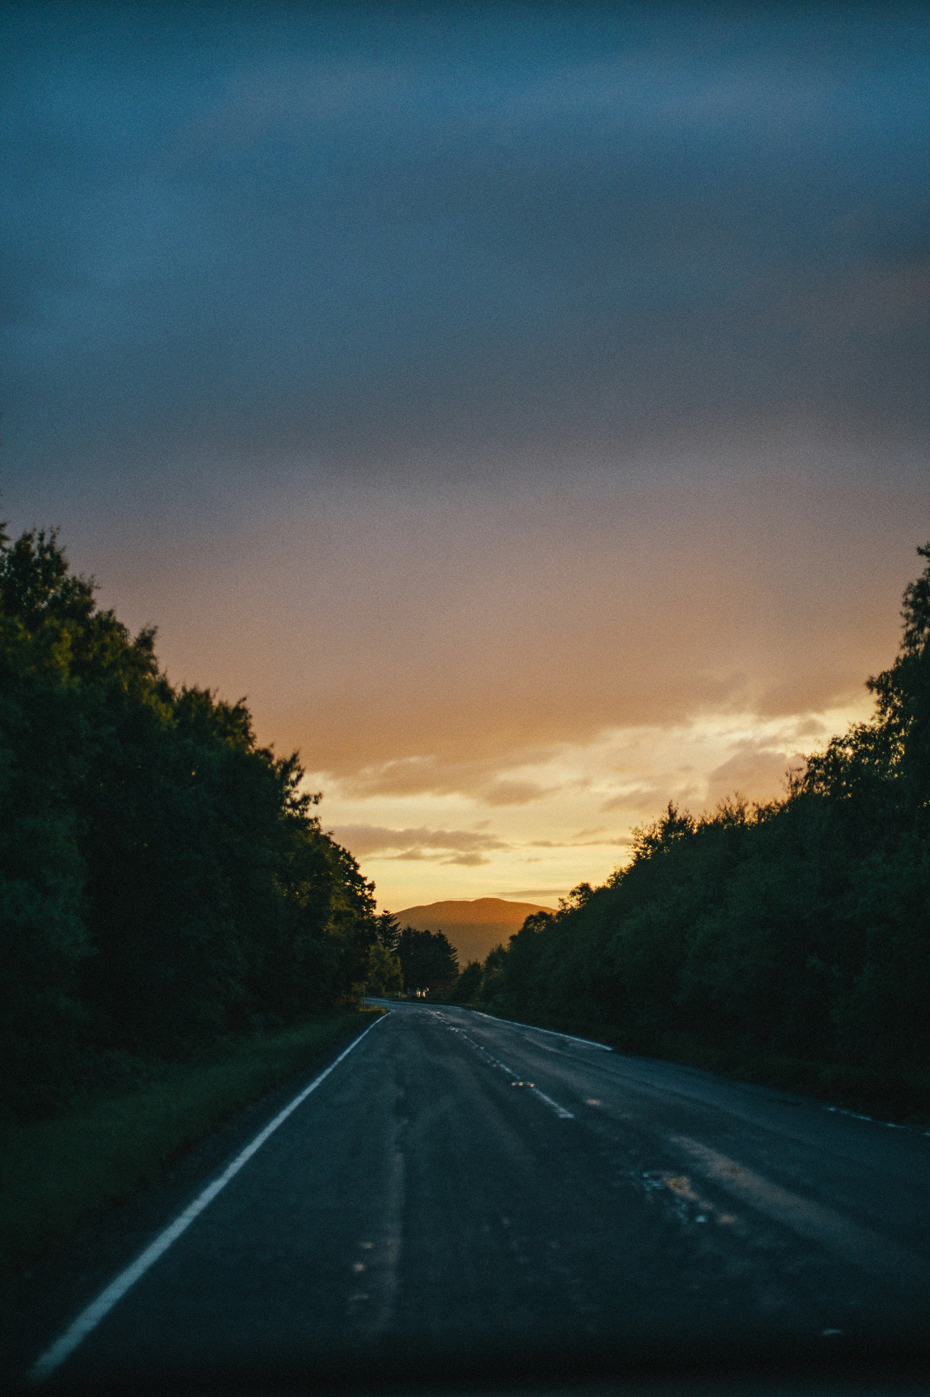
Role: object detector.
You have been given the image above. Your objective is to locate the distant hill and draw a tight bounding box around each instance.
[393,897,551,966]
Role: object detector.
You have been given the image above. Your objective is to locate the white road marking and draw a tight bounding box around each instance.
[472,1010,611,1050]
[25,1013,390,1387]
[824,1104,914,1133]
[434,1011,575,1119]
[530,1089,575,1120]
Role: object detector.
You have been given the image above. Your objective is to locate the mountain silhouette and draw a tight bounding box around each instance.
[393,897,551,965]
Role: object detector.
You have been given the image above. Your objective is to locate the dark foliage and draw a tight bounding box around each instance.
[451,546,930,1091]
[446,959,483,1004]
[0,528,379,1118]
[364,911,403,994]
[396,926,459,992]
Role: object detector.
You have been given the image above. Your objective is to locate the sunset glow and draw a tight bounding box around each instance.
[3,2,928,910]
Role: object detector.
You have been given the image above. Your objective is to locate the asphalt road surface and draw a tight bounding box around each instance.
[18,1003,930,1390]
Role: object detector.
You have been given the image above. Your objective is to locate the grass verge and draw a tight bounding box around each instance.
[0,1010,379,1271]
[460,1003,930,1126]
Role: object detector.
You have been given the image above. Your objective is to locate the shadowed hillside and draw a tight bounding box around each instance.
[394,898,550,965]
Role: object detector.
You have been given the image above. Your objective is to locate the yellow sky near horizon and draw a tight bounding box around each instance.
[75,437,921,913]
[314,702,875,910]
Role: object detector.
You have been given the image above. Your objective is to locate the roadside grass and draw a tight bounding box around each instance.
[461,1004,930,1126]
[0,1010,379,1271]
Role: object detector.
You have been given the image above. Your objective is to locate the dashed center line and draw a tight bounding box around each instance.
[530,1089,575,1120]
[432,1012,575,1120]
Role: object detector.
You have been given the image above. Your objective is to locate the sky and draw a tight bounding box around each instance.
[2,1,929,910]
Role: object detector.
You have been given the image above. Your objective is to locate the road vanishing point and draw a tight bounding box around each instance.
[14,1002,930,1390]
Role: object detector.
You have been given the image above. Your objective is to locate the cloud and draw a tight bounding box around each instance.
[500,889,567,902]
[68,449,913,826]
[703,741,807,811]
[232,452,910,803]
[327,755,560,803]
[480,779,554,807]
[327,823,509,865]
[530,836,632,849]
[791,258,930,338]
[5,4,930,492]
[329,820,631,863]
[599,787,666,815]
[3,3,928,913]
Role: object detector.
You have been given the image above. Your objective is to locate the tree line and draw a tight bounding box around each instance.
[367,918,459,997]
[0,526,407,1120]
[448,546,930,1106]
[10,523,926,1119]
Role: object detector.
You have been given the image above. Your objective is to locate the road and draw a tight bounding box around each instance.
[19,1002,930,1389]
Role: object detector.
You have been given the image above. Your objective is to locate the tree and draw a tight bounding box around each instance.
[0,523,382,1117]
[447,960,483,1004]
[865,541,930,809]
[366,941,403,996]
[374,911,401,956]
[396,927,459,992]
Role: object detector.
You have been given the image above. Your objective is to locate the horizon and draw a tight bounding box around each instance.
[2,1,928,909]
[393,896,555,916]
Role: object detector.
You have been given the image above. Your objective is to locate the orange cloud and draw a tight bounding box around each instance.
[327,824,509,864]
[94,442,920,814]
[703,741,807,810]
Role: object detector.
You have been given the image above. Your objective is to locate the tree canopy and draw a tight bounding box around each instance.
[448,544,930,1098]
[0,527,391,1118]
[396,927,459,992]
